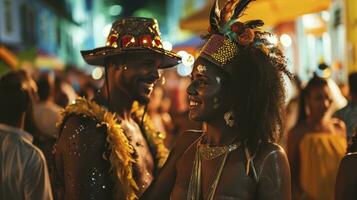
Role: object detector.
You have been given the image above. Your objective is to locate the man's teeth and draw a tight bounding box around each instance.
[190,101,199,106]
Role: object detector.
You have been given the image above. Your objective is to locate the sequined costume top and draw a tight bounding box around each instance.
[142,131,291,200]
[174,132,292,200]
[53,98,168,200]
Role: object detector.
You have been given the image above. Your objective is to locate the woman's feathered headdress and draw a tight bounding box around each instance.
[208,0,262,43]
[200,0,286,69]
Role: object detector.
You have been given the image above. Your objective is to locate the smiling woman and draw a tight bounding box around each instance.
[187,58,230,123]
[142,0,292,200]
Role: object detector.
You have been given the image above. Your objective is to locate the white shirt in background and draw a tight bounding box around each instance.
[0,124,53,200]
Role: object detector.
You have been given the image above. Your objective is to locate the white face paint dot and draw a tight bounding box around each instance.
[216,77,221,84]
[197,64,207,73]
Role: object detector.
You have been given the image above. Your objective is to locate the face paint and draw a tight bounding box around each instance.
[197,64,207,73]
[187,57,229,122]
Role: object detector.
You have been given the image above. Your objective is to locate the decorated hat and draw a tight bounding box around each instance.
[81,17,181,69]
[199,0,286,71]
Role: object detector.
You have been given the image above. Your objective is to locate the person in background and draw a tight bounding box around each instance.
[334,72,357,140]
[280,75,303,150]
[160,95,177,148]
[288,75,347,200]
[33,72,62,139]
[33,72,63,199]
[315,62,347,115]
[143,0,291,199]
[0,70,53,200]
[147,86,176,149]
[54,74,77,108]
[335,129,357,200]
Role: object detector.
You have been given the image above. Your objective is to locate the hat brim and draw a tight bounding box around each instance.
[81,46,181,69]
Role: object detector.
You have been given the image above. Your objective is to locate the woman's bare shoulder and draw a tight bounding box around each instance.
[171,130,203,157]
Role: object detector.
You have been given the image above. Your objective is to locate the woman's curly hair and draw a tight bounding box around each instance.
[223,30,291,145]
[201,0,291,146]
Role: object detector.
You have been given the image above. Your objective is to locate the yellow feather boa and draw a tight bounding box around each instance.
[59,97,138,200]
[58,98,170,199]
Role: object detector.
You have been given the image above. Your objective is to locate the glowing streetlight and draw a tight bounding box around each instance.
[280,34,292,47]
[102,24,112,37]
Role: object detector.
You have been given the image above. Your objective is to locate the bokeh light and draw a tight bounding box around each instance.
[92,67,104,80]
[162,41,173,51]
[102,24,112,37]
[177,64,193,77]
[280,34,292,47]
[109,5,123,16]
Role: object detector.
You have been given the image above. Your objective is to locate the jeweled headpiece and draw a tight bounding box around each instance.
[200,0,275,67]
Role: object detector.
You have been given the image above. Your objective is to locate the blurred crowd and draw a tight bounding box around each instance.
[1,61,357,200]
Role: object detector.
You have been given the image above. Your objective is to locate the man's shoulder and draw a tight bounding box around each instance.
[61,113,98,127]
[58,113,106,141]
[1,128,46,164]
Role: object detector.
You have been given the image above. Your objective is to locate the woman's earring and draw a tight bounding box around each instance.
[224,110,235,127]
[122,65,127,70]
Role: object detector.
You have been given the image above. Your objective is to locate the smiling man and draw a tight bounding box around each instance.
[53,17,181,200]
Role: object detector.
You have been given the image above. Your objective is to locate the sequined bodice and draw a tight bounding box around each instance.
[172,137,291,200]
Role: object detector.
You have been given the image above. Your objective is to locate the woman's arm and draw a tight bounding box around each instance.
[256,145,291,200]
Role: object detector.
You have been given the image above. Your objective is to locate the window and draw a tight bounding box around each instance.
[4,0,13,34]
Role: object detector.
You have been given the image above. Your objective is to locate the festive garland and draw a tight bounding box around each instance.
[131,101,169,169]
[59,97,138,200]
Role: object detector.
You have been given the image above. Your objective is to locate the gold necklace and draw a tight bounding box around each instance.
[198,136,241,160]
[187,135,241,200]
